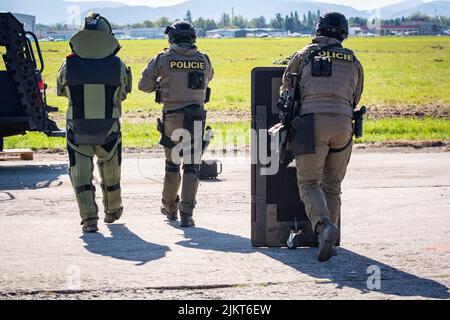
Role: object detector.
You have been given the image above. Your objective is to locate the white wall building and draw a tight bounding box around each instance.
[13,13,36,33]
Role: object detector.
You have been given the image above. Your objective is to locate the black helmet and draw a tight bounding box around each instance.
[315,12,349,41]
[165,21,196,44]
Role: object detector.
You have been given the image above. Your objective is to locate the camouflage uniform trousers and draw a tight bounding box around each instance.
[161,111,201,216]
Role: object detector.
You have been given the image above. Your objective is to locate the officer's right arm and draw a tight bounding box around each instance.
[281,52,302,91]
[205,54,214,82]
[138,55,160,93]
[56,60,67,97]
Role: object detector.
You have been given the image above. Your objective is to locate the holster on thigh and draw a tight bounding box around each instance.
[183,105,207,164]
[291,113,316,156]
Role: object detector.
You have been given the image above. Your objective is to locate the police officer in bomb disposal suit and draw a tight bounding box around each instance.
[57,13,132,233]
[281,12,364,262]
[138,21,214,228]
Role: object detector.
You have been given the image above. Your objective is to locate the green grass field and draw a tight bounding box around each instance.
[2,37,450,149]
[5,117,450,150]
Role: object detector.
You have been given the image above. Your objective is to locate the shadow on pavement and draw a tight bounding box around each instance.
[174,224,450,299]
[81,224,170,266]
[0,164,67,190]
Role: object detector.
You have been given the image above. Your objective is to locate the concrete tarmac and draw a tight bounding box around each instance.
[0,148,449,299]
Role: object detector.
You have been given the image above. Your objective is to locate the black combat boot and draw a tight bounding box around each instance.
[82,218,99,233]
[316,221,340,262]
[180,212,195,228]
[161,207,178,221]
[162,196,180,221]
[104,207,123,224]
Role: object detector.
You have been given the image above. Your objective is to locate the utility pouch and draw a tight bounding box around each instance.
[188,71,205,89]
[205,87,211,103]
[311,56,332,77]
[353,106,367,139]
[125,66,132,94]
[291,113,316,156]
[71,119,117,145]
[183,105,207,134]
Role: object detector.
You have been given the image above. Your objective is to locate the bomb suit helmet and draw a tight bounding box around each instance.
[83,12,114,34]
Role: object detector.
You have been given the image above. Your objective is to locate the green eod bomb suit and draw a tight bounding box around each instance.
[57,13,132,230]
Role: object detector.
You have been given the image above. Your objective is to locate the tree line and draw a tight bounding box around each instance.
[349,13,450,28]
[115,10,324,36]
[36,10,323,35]
[37,11,450,33]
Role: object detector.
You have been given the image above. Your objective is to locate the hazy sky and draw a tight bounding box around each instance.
[79,0,435,11]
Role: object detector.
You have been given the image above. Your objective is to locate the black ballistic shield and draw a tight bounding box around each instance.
[251,67,318,248]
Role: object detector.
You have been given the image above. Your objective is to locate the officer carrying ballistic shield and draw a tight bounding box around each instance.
[281,12,364,262]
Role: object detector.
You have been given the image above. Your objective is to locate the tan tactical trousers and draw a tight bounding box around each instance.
[162,112,200,215]
[68,141,122,223]
[295,114,353,233]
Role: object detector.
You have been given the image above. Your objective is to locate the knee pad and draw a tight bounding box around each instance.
[166,160,181,174]
[183,164,200,177]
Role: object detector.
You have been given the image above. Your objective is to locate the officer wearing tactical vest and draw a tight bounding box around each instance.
[138,21,213,228]
[57,13,132,233]
[282,12,364,262]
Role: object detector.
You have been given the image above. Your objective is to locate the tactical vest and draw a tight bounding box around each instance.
[160,51,210,106]
[300,45,359,114]
[66,54,121,145]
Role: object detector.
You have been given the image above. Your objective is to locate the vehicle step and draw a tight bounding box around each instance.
[0,149,34,161]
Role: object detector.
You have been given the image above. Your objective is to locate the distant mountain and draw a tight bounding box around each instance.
[382,1,450,19]
[84,0,368,25]
[1,0,450,25]
[0,0,124,24]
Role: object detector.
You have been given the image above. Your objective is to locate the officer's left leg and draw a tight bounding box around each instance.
[161,113,184,220]
[96,142,123,224]
[322,143,353,226]
[179,164,200,227]
[296,144,330,234]
[322,116,353,226]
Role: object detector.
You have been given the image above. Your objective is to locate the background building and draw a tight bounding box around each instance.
[376,20,440,36]
[377,24,420,36]
[206,28,287,38]
[128,28,166,39]
[13,13,36,33]
[206,29,247,38]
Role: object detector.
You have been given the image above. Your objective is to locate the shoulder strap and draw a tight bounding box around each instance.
[203,53,211,65]
[303,43,343,67]
[292,43,342,113]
